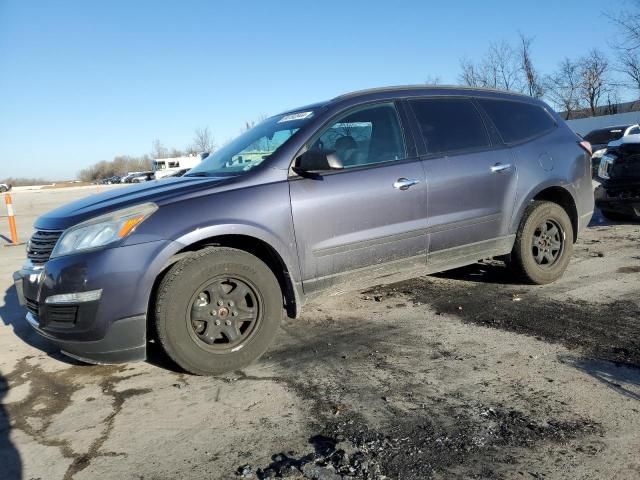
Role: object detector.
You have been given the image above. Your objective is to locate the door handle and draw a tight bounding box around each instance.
[490,163,512,173]
[393,178,420,190]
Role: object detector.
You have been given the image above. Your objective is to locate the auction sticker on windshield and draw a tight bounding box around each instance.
[278,111,314,122]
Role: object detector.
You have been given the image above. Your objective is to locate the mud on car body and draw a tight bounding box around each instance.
[14,86,595,375]
[595,134,640,221]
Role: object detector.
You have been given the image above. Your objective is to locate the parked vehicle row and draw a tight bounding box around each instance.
[14,85,594,375]
[96,171,156,185]
[95,158,208,185]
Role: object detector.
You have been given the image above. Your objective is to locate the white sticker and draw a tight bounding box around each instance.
[278,111,313,123]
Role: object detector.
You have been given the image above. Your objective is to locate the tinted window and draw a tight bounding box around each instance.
[478,99,556,144]
[312,103,405,168]
[409,98,489,155]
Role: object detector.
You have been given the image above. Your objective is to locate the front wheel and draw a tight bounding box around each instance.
[155,247,282,375]
[509,201,573,285]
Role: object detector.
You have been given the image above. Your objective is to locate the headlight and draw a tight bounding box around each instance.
[598,154,615,180]
[51,202,158,258]
[592,148,606,159]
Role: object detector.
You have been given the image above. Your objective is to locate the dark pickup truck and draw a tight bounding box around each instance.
[595,136,640,221]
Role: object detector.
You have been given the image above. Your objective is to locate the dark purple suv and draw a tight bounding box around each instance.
[13,86,594,374]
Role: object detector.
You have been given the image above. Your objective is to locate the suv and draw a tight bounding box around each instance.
[13,86,594,375]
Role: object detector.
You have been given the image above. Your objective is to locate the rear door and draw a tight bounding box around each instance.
[406,97,518,264]
[289,101,427,294]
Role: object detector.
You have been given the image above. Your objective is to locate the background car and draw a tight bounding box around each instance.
[99,175,121,185]
[129,171,155,183]
[584,124,640,176]
[595,134,640,221]
[121,172,144,183]
[0,183,10,192]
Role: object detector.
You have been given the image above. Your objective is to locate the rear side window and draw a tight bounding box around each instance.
[409,98,490,155]
[478,99,556,144]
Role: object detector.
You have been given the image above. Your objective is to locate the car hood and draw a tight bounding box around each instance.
[608,134,640,148]
[35,176,233,231]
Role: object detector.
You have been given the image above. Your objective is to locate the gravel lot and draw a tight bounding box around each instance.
[1,187,639,480]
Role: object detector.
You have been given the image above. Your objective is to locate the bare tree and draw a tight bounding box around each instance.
[458,41,523,92]
[578,49,613,116]
[608,3,640,50]
[192,126,216,153]
[242,114,268,133]
[424,75,442,86]
[609,3,640,92]
[544,58,583,119]
[487,41,522,91]
[459,57,484,87]
[518,33,543,97]
[151,139,169,159]
[617,49,640,91]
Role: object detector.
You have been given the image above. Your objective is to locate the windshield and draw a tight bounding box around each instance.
[186,110,318,177]
[584,126,629,145]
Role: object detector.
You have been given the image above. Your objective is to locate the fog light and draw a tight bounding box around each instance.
[45,289,102,305]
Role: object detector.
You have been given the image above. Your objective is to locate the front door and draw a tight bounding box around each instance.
[288,102,428,294]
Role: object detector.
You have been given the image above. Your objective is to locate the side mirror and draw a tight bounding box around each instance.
[294,150,344,172]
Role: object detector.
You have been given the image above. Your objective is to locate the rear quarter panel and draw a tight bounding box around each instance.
[509,123,594,236]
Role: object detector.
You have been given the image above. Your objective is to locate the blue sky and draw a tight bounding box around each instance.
[0,0,630,179]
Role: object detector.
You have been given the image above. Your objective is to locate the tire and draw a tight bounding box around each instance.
[600,210,634,222]
[509,201,574,285]
[155,247,282,375]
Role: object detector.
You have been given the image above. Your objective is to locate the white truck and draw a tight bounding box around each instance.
[152,153,208,179]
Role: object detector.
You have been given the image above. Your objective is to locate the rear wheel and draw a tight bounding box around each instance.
[155,247,282,375]
[509,201,573,284]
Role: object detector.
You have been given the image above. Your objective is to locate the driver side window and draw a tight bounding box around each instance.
[313,103,405,168]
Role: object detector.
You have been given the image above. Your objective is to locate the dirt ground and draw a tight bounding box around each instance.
[0,187,639,480]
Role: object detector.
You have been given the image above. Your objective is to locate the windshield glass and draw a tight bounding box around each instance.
[186,110,318,177]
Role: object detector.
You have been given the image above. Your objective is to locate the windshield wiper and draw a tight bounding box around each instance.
[183,172,211,177]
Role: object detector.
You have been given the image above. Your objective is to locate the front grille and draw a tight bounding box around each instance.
[48,305,78,324]
[25,297,39,318]
[27,230,63,264]
[25,297,77,326]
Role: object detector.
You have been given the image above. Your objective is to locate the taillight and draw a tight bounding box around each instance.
[578,140,592,156]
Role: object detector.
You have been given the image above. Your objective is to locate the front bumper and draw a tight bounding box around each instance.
[595,184,640,218]
[13,239,176,364]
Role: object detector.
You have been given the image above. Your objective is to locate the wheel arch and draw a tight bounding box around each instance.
[514,183,579,242]
[146,228,303,346]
